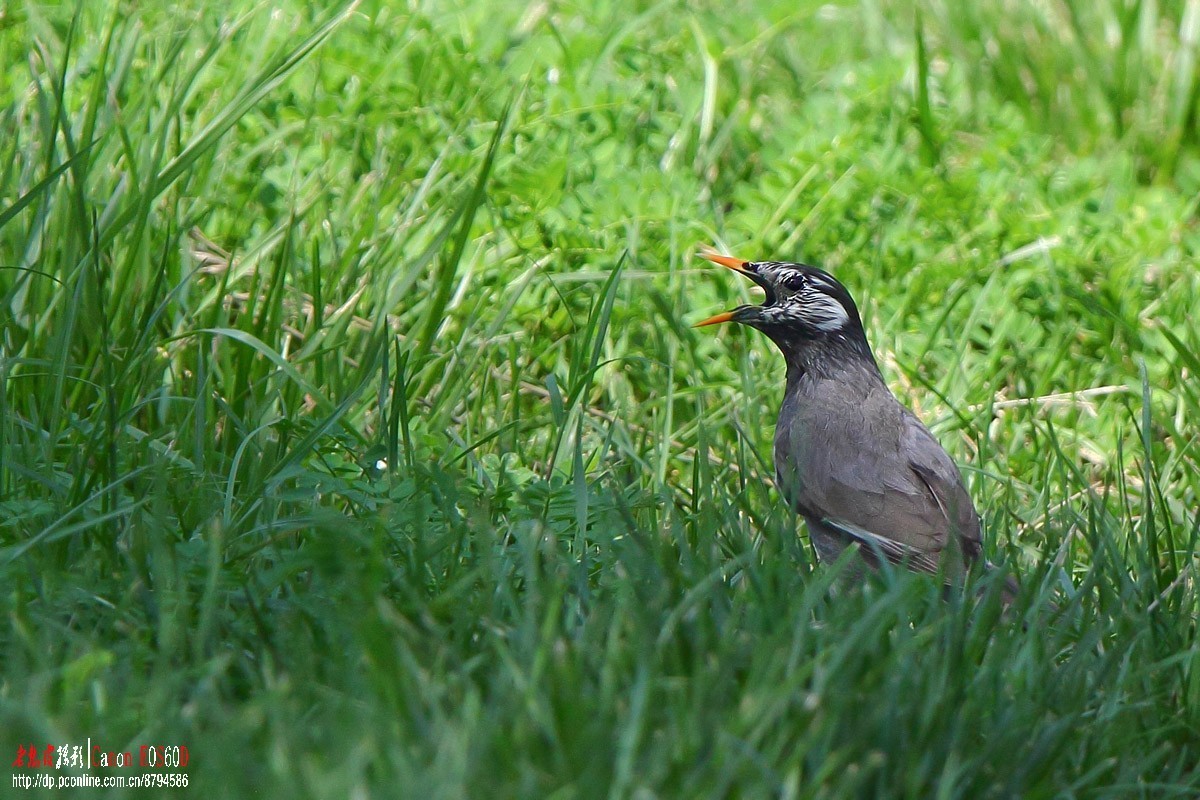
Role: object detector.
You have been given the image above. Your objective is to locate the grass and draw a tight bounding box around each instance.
[2,0,1199,796]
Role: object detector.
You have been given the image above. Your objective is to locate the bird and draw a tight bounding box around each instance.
[694,247,1000,593]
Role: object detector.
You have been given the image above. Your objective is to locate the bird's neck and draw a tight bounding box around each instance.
[778,334,882,386]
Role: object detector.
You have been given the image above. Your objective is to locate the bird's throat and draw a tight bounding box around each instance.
[773,332,880,385]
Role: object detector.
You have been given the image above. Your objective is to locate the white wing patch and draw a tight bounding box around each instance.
[820,516,942,574]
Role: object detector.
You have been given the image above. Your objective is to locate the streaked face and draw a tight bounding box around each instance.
[693,252,861,340]
[745,262,852,333]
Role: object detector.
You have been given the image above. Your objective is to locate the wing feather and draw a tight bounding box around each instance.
[775,378,981,576]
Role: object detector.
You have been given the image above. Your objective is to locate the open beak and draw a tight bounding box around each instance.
[693,310,735,327]
[693,247,773,327]
[699,250,753,272]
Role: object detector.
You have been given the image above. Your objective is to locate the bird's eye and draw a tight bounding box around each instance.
[784,273,806,291]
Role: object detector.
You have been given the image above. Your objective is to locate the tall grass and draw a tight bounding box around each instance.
[2,0,1198,796]
[914,0,1200,182]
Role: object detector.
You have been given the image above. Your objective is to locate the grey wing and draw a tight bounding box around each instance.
[898,409,982,565]
[776,393,980,575]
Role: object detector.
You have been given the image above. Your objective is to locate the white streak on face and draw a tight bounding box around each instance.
[796,288,848,331]
[758,292,848,331]
[752,263,850,332]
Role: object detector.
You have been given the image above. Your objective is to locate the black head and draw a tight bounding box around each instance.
[694,249,876,373]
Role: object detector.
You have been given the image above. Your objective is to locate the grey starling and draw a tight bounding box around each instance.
[695,248,994,590]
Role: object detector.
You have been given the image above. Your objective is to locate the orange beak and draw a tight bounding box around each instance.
[698,251,751,272]
[693,311,735,327]
[693,247,754,328]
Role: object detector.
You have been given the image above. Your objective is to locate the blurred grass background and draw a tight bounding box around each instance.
[1,0,1198,796]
